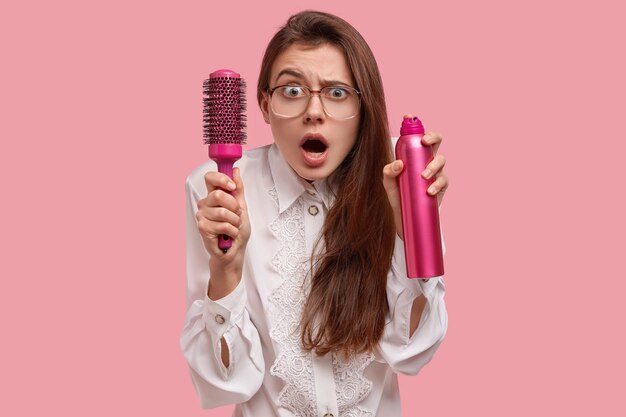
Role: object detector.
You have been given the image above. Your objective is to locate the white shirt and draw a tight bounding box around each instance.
[180,142,447,417]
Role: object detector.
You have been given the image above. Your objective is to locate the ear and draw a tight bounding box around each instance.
[259,92,271,124]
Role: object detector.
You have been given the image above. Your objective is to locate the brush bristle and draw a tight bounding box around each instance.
[202,73,247,145]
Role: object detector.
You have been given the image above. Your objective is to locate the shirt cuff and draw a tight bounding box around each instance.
[391,234,443,300]
[202,278,246,335]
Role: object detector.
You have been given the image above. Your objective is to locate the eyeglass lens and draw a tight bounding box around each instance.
[270,86,360,119]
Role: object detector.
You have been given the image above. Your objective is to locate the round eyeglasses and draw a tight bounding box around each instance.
[267,85,361,120]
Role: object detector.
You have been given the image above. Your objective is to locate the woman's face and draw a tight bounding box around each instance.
[260,43,360,182]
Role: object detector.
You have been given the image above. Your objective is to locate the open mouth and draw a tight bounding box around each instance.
[300,134,329,167]
[301,139,328,155]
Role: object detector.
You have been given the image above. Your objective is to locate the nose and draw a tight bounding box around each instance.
[303,93,326,123]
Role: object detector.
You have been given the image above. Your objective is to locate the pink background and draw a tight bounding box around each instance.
[1,0,624,415]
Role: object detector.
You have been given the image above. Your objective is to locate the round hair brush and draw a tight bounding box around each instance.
[203,69,247,252]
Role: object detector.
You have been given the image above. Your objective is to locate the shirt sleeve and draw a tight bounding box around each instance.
[179,174,265,409]
[376,211,448,376]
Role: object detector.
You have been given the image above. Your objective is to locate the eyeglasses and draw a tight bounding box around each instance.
[267,84,361,120]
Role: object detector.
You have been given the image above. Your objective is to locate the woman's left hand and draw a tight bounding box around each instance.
[382,131,449,239]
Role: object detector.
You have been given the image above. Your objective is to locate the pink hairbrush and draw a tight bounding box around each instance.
[203,69,247,252]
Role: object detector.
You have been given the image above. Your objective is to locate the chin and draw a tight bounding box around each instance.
[296,170,325,182]
[294,165,333,182]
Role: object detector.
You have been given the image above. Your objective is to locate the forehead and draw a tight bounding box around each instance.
[271,43,354,85]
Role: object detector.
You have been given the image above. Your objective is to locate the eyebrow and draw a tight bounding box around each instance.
[274,68,353,87]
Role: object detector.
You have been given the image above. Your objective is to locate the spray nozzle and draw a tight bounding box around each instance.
[400,114,425,135]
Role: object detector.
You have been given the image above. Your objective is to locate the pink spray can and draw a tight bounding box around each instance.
[395,114,445,278]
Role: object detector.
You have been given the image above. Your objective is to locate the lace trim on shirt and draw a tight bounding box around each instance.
[332,351,375,417]
[267,188,317,416]
[267,186,374,417]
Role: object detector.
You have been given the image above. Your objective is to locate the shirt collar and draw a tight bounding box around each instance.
[268,144,335,213]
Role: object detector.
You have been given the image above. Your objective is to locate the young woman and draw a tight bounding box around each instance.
[181,10,449,417]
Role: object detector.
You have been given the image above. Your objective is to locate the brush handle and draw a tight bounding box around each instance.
[209,144,243,252]
[217,160,235,251]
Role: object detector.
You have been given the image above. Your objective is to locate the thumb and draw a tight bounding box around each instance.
[232,167,247,211]
[382,160,403,194]
[382,160,405,240]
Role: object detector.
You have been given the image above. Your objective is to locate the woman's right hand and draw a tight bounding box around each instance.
[196,167,250,299]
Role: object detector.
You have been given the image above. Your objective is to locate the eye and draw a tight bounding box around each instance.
[281,86,306,98]
[324,87,349,99]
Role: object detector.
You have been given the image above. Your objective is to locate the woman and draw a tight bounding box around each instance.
[181,10,449,417]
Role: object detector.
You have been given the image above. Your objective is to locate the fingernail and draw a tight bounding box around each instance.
[422,168,432,179]
[227,181,236,191]
[393,161,402,172]
[428,186,436,194]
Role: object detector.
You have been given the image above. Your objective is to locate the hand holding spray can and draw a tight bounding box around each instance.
[395,115,444,278]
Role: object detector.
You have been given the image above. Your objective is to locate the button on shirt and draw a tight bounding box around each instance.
[180,142,448,416]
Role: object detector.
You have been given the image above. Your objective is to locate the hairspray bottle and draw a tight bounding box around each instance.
[395,114,444,278]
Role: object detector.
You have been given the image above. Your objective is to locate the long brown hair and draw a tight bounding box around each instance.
[257,10,396,358]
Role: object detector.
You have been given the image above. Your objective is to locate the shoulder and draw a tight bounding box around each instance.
[186,144,272,196]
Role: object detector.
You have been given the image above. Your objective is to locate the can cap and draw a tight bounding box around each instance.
[400,114,425,135]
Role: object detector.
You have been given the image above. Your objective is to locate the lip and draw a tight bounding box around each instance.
[300,133,329,168]
[299,133,329,147]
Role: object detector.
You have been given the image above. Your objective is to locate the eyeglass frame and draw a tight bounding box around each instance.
[266,84,362,120]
